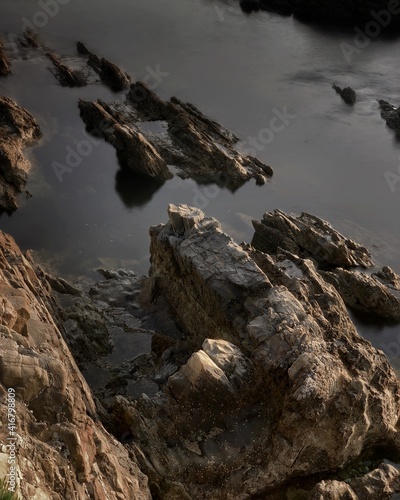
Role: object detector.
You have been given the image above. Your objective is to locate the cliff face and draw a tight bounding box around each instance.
[0,231,151,499]
[0,97,41,212]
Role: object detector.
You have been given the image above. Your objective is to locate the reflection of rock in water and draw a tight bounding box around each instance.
[115,169,165,208]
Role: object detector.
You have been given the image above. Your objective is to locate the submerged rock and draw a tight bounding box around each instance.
[251,209,373,267]
[0,97,42,211]
[333,84,356,105]
[80,82,273,187]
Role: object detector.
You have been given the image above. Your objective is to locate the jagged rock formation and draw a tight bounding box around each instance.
[77,42,131,91]
[78,99,173,180]
[88,204,400,499]
[322,266,400,321]
[46,51,87,87]
[79,82,273,187]
[0,40,11,76]
[379,99,400,134]
[0,97,42,211]
[0,231,151,499]
[333,84,356,105]
[251,209,373,268]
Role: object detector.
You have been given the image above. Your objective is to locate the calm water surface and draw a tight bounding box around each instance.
[0,0,400,361]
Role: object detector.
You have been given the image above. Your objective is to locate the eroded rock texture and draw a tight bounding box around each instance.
[251,209,373,267]
[0,231,151,499]
[0,97,41,211]
[79,82,273,187]
[98,204,400,499]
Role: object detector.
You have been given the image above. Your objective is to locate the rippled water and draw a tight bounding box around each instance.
[1,0,400,361]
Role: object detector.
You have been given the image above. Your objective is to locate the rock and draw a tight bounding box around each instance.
[78,99,173,180]
[106,204,400,498]
[333,84,356,105]
[0,39,11,76]
[81,83,273,187]
[379,100,400,135]
[77,42,131,91]
[321,266,400,321]
[310,463,400,499]
[251,209,373,268]
[0,231,151,499]
[46,51,88,87]
[0,97,42,211]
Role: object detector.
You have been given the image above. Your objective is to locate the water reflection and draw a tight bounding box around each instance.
[115,169,165,209]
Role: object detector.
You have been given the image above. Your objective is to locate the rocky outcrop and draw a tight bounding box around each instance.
[0,97,42,211]
[89,204,400,499]
[0,231,151,499]
[77,42,130,91]
[251,209,373,267]
[80,82,273,187]
[333,84,356,105]
[379,99,400,135]
[78,99,173,180]
[321,265,400,320]
[0,40,11,76]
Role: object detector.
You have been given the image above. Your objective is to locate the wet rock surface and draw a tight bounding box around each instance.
[0,231,151,499]
[0,96,42,212]
[379,99,400,135]
[333,84,356,105]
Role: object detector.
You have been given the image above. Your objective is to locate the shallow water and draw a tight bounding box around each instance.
[1,0,400,360]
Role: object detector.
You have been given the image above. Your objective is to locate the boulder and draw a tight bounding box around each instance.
[333,84,356,105]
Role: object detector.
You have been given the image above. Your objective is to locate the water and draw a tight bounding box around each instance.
[1,0,400,360]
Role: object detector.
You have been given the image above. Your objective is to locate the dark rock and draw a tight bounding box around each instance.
[81,83,273,187]
[0,97,42,211]
[0,39,11,76]
[240,0,261,13]
[46,51,88,87]
[379,99,400,134]
[78,99,173,180]
[77,42,131,91]
[333,84,356,105]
